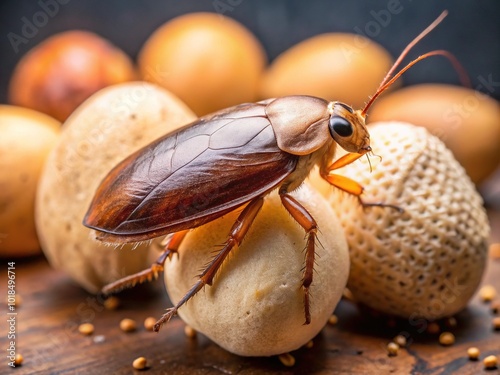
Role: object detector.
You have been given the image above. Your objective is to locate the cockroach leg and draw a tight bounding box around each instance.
[327,152,366,171]
[154,197,264,332]
[321,154,403,213]
[279,188,318,325]
[102,230,189,295]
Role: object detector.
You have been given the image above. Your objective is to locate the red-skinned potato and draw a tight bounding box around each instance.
[9,30,137,122]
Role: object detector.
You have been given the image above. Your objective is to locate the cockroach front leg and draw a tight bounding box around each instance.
[102,230,189,295]
[153,197,264,332]
[321,153,403,212]
[279,187,318,325]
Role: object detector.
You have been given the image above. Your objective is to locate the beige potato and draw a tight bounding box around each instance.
[0,105,60,257]
[311,122,489,319]
[164,184,349,356]
[36,82,196,292]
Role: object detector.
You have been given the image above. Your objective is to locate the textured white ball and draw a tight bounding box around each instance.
[317,122,489,319]
[164,184,349,356]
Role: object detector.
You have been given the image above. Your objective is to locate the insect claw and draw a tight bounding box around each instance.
[303,289,311,325]
[153,308,177,332]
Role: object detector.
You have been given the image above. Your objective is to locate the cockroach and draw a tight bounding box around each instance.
[83,11,468,332]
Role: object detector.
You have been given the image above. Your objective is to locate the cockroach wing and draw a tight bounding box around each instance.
[83,102,299,243]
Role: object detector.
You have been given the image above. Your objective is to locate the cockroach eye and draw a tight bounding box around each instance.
[329,116,353,138]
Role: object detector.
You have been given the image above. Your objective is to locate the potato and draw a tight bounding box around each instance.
[259,33,395,109]
[9,30,137,122]
[0,105,60,257]
[367,84,500,183]
[36,82,196,292]
[138,13,266,116]
[164,185,349,356]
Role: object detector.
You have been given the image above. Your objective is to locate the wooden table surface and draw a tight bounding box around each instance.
[3,210,499,375]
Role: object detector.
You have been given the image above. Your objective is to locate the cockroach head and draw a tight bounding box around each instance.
[327,101,371,154]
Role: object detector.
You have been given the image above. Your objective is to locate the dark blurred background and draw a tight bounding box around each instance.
[0,0,499,103]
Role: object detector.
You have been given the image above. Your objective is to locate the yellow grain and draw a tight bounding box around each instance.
[467,347,480,360]
[278,353,295,367]
[387,342,399,356]
[483,355,498,369]
[132,356,147,370]
[439,332,455,346]
[78,323,94,336]
[119,318,137,332]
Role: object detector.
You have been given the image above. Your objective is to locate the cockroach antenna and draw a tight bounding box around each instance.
[361,10,471,117]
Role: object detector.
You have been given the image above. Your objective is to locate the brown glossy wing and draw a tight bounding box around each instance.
[83,102,298,243]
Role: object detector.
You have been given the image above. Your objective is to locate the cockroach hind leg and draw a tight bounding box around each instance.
[152,198,265,332]
[303,286,312,325]
[101,262,165,295]
[154,279,206,332]
[102,231,189,295]
[153,307,178,332]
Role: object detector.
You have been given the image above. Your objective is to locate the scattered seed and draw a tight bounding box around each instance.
[328,314,338,325]
[120,318,137,333]
[78,323,94,336]
[467,347,480,361]
[304,340,314,349]
[439,332,455,346]
[492,317,500,331]
[132,356,147,370]
[278,353,295,367]
[342,288,355,302]
[426,322,440,335]
[144,317,157,331]
[393,334,407,348]
[483,355,498,369]
[103,296,120,310]
[491,301,500,314]
[14,354,23,366]
[479,285,497,302]
[387,342,399,356]
[184,325,196,338]
[445,316,457,328]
